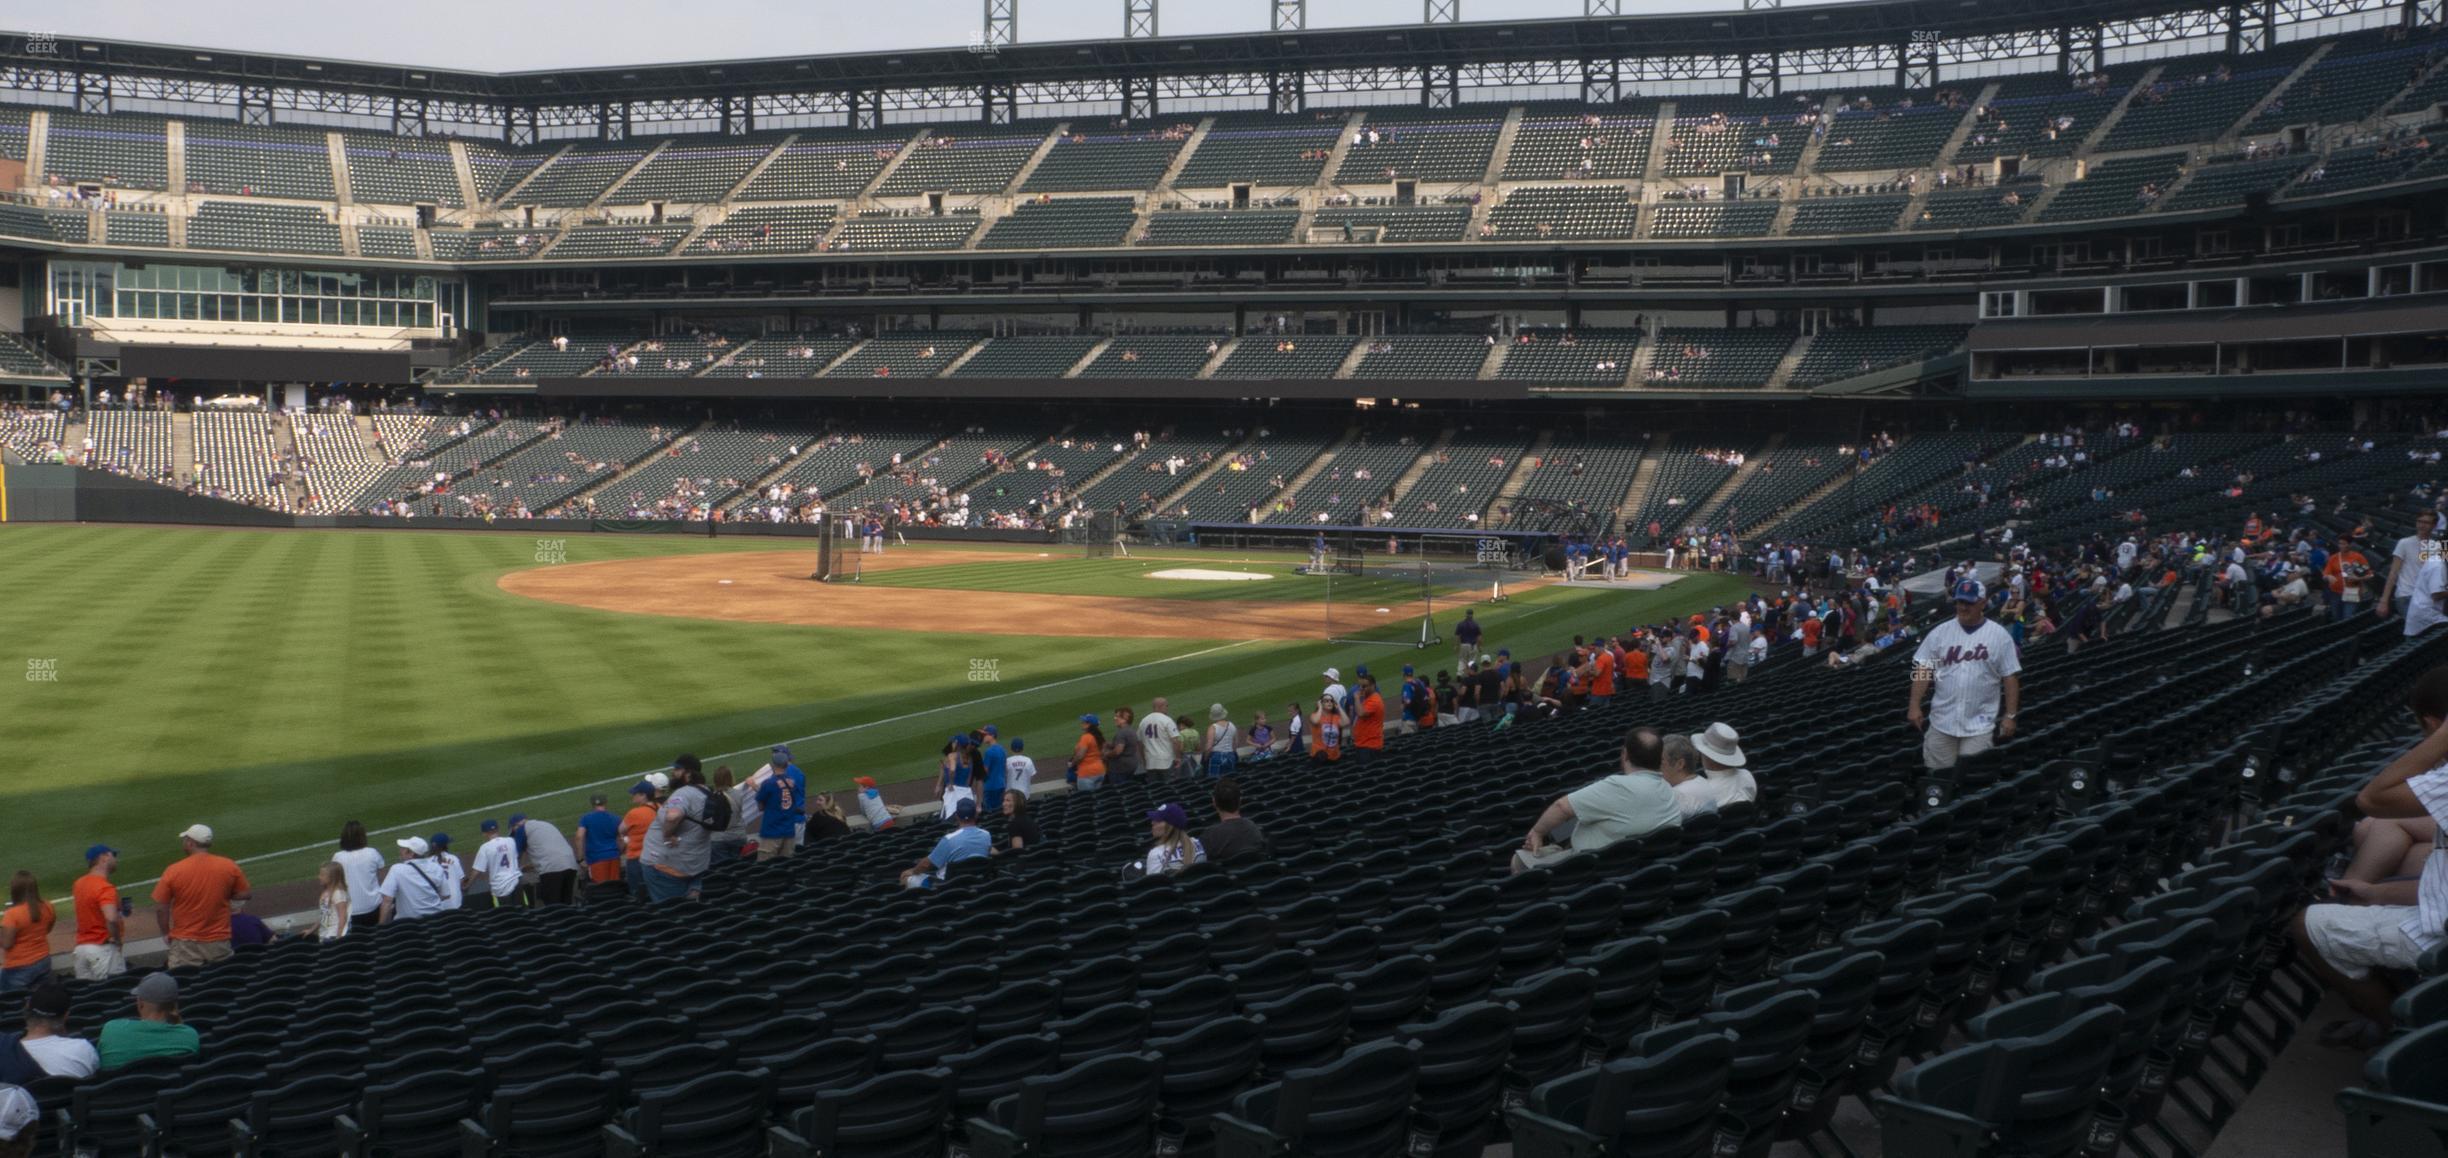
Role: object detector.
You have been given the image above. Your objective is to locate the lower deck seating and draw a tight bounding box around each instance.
[2037,153,2188,221]
[1348,336,1491,380]
[1209,336,1358,379]
[1495,329,1639,385]
[1077,336,1220,379]
[186,202,344,255]
[1789,324,1970,386]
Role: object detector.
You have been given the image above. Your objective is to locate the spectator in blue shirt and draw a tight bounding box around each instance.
[577,794,624,887]
[979,726,1010,809]
[900,798,991,888]
[754,745,808,861]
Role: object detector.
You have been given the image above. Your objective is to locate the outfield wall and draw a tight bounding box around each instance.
[0,465,1071,544]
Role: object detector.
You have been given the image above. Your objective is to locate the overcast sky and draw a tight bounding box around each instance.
[20,0,1825,72]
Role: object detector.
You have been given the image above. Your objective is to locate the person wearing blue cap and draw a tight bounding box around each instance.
[937,734,979,820]
[472,819,523,908]
[70,845,126,980]
[515,814,580,905]
[900,797,990,888]
[754,744,809,862]
[978,726,1008,817]
[1908,577,2023,771]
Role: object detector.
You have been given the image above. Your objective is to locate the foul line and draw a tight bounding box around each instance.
[101,638,1266,897]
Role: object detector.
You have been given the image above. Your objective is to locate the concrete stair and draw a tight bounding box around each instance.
[1614,443,1665,534]
[860,130,933,199]
[1004,124,1069,194]
[1484,106,1527,183]
[1690,433,1781,531]
[497,142,572,203]
[1317,112,1368,189]
[1151,117,1215,195]
[1767,335,1813,391]
[1478,343,1508,379]
[1742,445,1882,540]
[2224,44,2335,145]
[1062,339,1109,378]
[1642,102,1677,182]
[1249,428,1358,521]
[164,121,186,200]
[593,140,672,209]
[326,132,354,205]
[22,110,45,184]
[1194,338,1236,379]
[567,421,707,511]
[169,412,194,486]
[2075,65,2164,155]
[1486,429,1553,519]
[720,134,799,203]
[272,412,309,508]
[447,141,481,208]
[1379,428,1456,512]
[1152,430,1264,515]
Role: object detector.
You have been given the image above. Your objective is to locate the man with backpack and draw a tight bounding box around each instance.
[641,755,723,903]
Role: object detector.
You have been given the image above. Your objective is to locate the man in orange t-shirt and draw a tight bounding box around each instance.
[72,845,127,980]
[1621,636,1650,690]
[1587,645,1618,705]
[620,778,663,901]
[1351,674,1386,761]
[153,825,250,969]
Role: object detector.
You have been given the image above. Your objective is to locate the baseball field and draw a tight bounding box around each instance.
[0,523,1751,899]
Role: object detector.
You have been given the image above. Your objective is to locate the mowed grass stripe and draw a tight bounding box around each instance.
[0,525,1747,892]
[861,557,1445,606]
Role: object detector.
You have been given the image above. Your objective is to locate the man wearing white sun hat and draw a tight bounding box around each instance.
[1690,722,1758,809]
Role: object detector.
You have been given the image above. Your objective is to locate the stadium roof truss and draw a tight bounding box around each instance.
[0,0,2426,137]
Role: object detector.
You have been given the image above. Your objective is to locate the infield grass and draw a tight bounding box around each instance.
[0,524,1750,896]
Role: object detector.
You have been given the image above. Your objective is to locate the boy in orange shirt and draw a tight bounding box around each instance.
[71,845,126,981]
[619,777,664,900]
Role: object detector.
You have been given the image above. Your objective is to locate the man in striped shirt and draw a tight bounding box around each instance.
[2295,664,2448,1048]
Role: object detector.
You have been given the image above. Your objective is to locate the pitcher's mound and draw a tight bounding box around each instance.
[1146,568,1272,582]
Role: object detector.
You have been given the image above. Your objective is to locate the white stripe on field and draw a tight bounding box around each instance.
[99,638,1265,896]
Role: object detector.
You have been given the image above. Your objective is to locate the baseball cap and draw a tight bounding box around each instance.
[853,776,878,789]
[396,836,430,857]
[0,1082,34,1143]
[770,744,792,761]
[480,819,500,833]
[630,780,658,797]
[508,813,527,827]
[85,844,118,863]
[982,725,998,736]
[1145,802,1190,828]
[952,798,979,821]
[131,972,179,1005]
[1355,666,1370,678]
[430,833,453,850]
[948,734,970,747]
[589,794,608,807]
[1401,665,1415,676]
[645,771,671,792]
[1950,579,1986,603]
[23,982,70,1019]
[1497,649,1510,657]
[1322,667,1340,681]
[1080,714,1100,726]
[177,824,214,845]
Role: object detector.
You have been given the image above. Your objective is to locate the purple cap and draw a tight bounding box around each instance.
[1146,802,1190,828]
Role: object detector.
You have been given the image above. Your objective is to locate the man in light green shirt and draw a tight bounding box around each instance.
[1513,726,1684,873]
[96,972,199,1070]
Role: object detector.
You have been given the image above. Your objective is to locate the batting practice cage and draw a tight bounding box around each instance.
[809,515,861,582]
[1316,529,1540,648]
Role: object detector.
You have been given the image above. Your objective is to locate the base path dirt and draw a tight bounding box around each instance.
[498,549,1494,640]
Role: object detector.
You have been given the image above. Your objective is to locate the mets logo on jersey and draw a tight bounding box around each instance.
[1931,643,1992,667]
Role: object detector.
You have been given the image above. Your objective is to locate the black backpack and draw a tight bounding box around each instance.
[683,785,733,832]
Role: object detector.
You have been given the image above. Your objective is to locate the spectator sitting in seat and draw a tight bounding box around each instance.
[1200,779,1265,865]
[11,983,96,1079]
[853,776,897,830]
[2294,664,2448,1048]
[997,791,1041,854]
[901,798,989,888]
[1141,803,1206,876]
[1513,726,1684,874]
[1662,734,1716,818]
[1691,722,1759,808]
[96,973,199,1071]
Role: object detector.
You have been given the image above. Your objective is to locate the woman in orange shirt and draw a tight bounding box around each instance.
[1309,698,1346,763]
[1071,715,1109,791]
[0,870,57,994]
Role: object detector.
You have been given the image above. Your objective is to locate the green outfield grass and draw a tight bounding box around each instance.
[0,523,1749,897]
